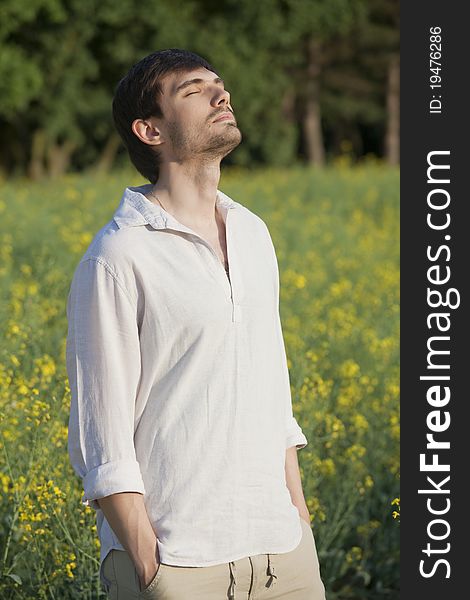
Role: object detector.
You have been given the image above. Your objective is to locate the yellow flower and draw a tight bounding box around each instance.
[346,546,363,564]
[319,458,336,476]
[339,359,361,378]
[20,264,32,276]
[352,414,369,431]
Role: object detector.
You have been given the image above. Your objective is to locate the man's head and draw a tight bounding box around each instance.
[112,49,242,184]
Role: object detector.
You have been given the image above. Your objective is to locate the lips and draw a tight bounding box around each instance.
[213,112,235,123]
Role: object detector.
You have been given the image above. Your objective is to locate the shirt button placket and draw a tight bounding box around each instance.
[233,304,242,322]
[225,208,243,324]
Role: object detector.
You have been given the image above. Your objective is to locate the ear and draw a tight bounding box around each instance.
[131,117,165,147]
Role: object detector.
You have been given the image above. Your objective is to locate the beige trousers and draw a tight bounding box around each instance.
[102,516,326,599]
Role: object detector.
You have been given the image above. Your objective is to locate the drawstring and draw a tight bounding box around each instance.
[267,554,278,588]
[228,554,278,598]
[228,560,237,599]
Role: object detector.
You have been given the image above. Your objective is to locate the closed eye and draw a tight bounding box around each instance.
[185,91,199,96]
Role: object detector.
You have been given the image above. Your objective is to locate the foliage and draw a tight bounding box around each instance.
[0,163,399,598]
[0,0,399,177]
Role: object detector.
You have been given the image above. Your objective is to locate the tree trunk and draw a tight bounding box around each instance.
[46,138,77,178]
[303,37,325,166]
[385,53,400,166]
[91,132,122,174]
[28,129,47,181]
[281,88,296,123]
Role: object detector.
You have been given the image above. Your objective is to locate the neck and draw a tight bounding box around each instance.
[149,159,222,228]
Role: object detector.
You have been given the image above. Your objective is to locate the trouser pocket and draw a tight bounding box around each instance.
[138,561,165,596]
[101,549,164,599]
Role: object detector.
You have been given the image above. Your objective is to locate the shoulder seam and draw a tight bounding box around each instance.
[80,257,137,310]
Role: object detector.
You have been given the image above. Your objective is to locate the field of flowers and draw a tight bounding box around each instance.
[0,162,399,599]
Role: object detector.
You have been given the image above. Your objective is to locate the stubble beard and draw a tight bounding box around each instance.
[167,119,242,163]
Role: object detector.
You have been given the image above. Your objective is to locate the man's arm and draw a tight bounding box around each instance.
[285,446,311,525]
[66,259,156,590]
[97,493,159,590]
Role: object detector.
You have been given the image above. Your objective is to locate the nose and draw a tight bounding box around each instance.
[211,87,230,108]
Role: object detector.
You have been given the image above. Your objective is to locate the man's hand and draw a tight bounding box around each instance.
[96,492,160,589]
[137,559,161,592]
[285,446,311,524]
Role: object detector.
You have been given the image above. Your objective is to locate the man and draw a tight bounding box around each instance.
[66,48,326,599]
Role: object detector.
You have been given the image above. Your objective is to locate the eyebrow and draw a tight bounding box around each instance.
[173,77,225,95]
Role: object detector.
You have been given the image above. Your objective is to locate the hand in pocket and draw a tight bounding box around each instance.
[137,560,162,593]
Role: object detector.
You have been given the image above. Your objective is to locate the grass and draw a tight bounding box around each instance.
[0,161,399,599]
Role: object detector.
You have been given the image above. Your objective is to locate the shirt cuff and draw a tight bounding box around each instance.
[81,459,146,510]
[286,416,308,450]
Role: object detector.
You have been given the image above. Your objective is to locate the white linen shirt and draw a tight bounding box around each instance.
[66,183,308,586]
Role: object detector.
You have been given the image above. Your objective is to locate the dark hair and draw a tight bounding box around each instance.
[112,49,220,184]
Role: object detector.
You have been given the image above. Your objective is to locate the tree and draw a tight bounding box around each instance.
[281,0,368,166]
[0,0,397,178]
[354,0,400,165]
[0,0,200,179]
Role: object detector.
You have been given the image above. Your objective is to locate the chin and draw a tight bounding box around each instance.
[204,126,242,158]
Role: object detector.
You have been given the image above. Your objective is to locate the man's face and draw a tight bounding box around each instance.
[155,67,242,162]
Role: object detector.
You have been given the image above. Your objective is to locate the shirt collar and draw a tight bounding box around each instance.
[113,183,239,232]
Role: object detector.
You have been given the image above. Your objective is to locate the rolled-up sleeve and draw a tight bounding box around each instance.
[286,415,308,450]
[262,220,309,452]
[66,257,145,510]
[277,307,309,451]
